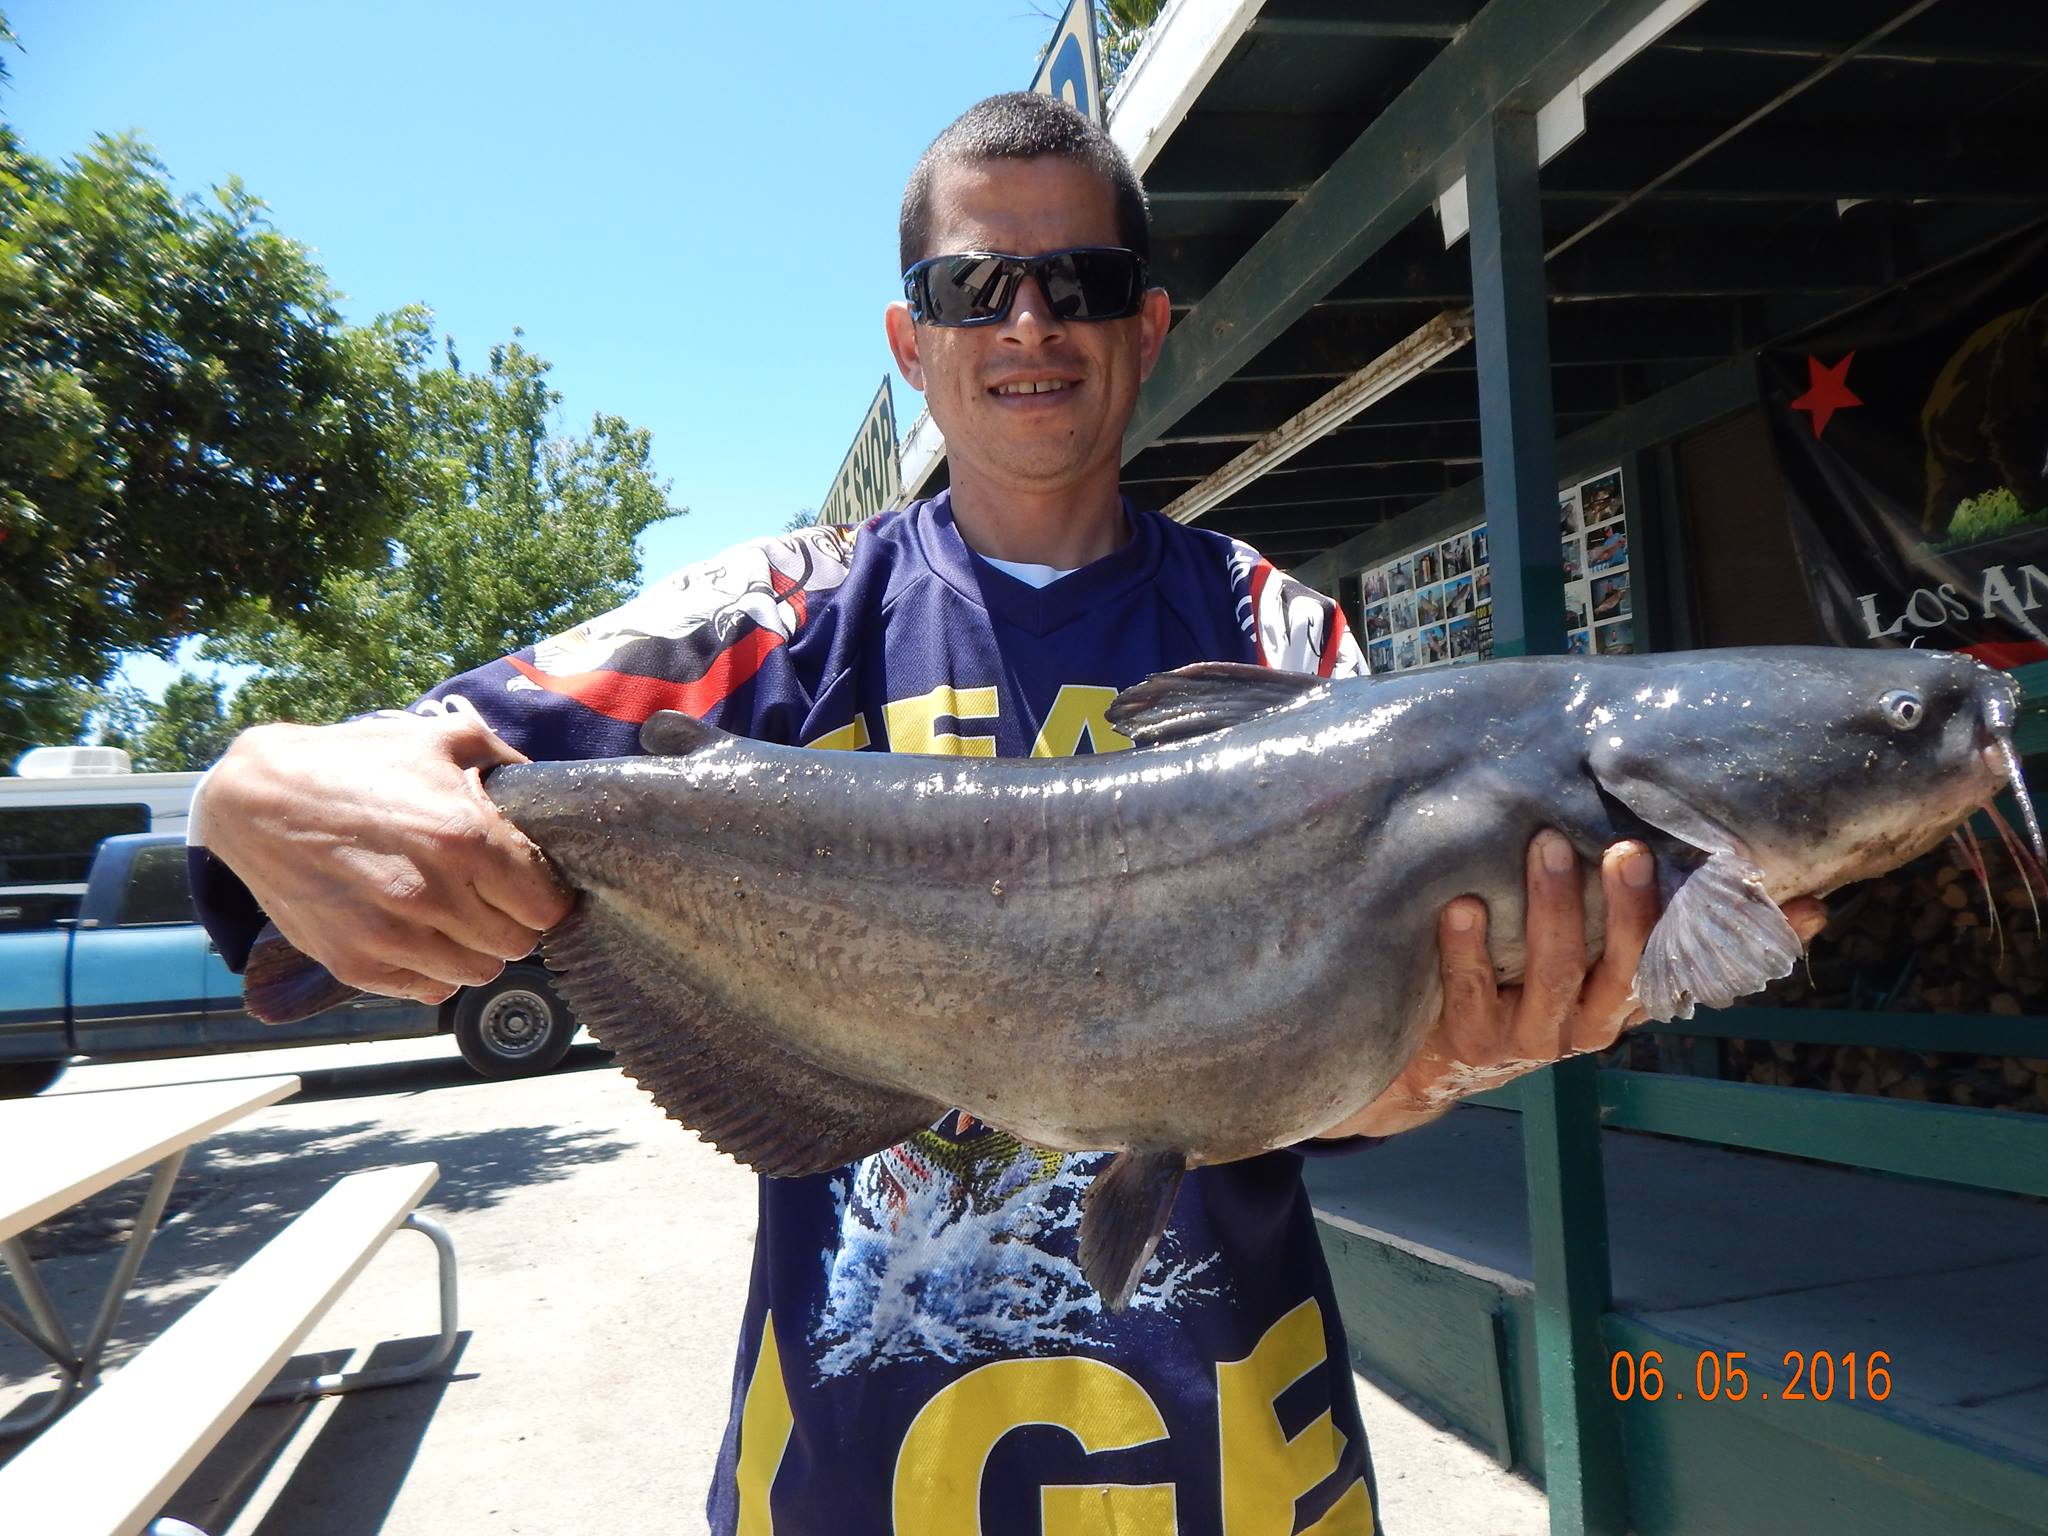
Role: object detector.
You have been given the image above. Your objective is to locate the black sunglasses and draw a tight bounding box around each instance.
[902,246,1149,328]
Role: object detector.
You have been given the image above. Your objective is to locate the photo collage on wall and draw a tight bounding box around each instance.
[1358,466,1630,673]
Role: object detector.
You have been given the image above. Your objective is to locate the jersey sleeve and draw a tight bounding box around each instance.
[410,523,863,757]
[1227,542,1369,678]
[190,524,864,970]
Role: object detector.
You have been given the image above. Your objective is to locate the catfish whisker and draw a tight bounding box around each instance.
[1987,802,2045,936]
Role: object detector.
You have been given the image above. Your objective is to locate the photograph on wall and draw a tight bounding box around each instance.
[1563,582,1589,632]
[1567,628,1591,654]
[1365,602,1391,641]
[1448,615,1476,658]
[1421,623,1449,665]
[1363,567,1388,604]
[1581,469,1624,529]
[1472,525,1489,566]
[1369,637,1393,672]
[1586,523,1628,574]
[1445,572,1474,617]
[1562,537,1586,584]
[1395,631,1418,669]
[1595,618,1636,654]
[1591,570,1631,622]
[1560,487,1582,539]
[1415,548,1441,588]
[1476,564,1491,604]
[1390,555,1414,594]
[1416,584,1443,627]
[1442,530,1473,577]
[1389,590,1416,633]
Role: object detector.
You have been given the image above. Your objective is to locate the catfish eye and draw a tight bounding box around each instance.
[1881,690,1924,731]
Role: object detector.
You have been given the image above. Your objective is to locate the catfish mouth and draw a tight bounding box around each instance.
[1946,735,2048,931]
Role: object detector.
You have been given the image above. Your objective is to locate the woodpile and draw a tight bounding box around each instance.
[1606,834,2048,1115]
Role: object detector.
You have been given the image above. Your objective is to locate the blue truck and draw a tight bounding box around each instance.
[0,833,581,1096]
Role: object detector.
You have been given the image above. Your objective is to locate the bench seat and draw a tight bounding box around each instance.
[0,1161,443,1536]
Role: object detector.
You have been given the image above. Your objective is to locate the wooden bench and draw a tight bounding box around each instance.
[0,1161,456,1536]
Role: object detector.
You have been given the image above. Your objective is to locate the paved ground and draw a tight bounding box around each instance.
[0,1038,1545,1534]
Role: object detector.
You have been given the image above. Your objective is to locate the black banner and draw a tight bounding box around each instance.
[1765,224,2048,667]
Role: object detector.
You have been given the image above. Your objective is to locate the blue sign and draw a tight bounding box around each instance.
[1029,0,1104,125]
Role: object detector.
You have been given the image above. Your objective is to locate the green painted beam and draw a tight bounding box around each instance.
[1123,0,1686,459]
[1650,1005,2048,1057]
[1521,1058,1631,1535]
[1595,1071,2048,1199]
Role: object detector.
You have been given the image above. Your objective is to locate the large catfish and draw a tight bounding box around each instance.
[246,647,2039,1306]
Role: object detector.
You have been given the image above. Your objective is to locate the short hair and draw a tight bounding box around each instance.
[898,92,1150,273]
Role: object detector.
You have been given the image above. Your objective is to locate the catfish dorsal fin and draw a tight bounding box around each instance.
[640,709,738,756]
[1105,663,1328,749]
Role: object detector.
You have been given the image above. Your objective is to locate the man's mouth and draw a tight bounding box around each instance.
[989,378,1079,397]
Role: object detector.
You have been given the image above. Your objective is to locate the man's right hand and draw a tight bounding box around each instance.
[203,706,574,1004]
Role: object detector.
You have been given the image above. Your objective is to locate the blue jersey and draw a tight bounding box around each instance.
[199,492,1380,1535]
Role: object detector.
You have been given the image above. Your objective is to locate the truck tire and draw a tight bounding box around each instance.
[0,1060,66,1098]
[452,965,577,1079]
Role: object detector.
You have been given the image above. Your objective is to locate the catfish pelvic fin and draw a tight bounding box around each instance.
[542,895,946,1176]
[244,922,364,1024]
[1634,851,1803,1021]
[1106,663,1328,749]
[1078,1149,1188,1310]
[639,709,740,757]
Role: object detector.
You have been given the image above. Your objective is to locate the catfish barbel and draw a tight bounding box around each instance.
[245,647,2039,1307]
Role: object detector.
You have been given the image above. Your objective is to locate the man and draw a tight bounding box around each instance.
[196,94,1818,1533]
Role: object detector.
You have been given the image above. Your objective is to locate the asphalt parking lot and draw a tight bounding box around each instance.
[0,1038,1544,1534]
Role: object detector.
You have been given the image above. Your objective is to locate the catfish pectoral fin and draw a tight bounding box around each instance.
[1634,850,1803,1021]
[1078,1150,1189,1311]
[244,923,365,1024]
[543,897,947,1177]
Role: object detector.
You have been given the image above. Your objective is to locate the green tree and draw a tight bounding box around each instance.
[123,673,238,771]
[1,24,419,756]
[210,327,683,725]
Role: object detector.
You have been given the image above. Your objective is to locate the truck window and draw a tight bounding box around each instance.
[119,843,194,927]
[0,804,150,885]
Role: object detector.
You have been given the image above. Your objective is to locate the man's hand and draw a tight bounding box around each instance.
[1325,832,1828,1138]
[203,706,574,1005]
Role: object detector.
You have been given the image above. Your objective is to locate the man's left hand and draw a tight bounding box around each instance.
[1325,832,1828,1139]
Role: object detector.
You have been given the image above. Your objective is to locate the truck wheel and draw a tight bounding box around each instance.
[452,966,577,1079]
[0,1060,66,1098]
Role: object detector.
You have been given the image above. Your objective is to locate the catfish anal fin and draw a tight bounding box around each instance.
[1634,851,1803,1021]
[543,895,946,1176]
[1106,663,1328,750]
[1078,1150,1188,1310]
[244,922,365,1024]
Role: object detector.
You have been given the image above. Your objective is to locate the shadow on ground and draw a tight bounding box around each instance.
[0,1050,634,1403]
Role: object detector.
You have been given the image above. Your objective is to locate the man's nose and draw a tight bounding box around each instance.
[1000,275,1067,341]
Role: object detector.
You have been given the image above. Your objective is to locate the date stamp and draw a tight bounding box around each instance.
[1608,1349,1892,1403]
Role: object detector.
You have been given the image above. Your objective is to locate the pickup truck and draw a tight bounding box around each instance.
[0,833,582,1096]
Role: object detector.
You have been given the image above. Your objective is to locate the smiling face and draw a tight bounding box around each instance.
[885,156,1171,514]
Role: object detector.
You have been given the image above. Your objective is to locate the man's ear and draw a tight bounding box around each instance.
[885,302,925,391]
[1136,287,1172,382]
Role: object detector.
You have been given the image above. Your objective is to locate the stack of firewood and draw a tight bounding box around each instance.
[1604,835,2048,1115]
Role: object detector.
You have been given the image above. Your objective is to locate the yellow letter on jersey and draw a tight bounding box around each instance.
[1217,1299,1373,1534]
[892,1357,1176,1535]
[735,1314,796,1535]
[883,684,1000,756]
[1030,685,1135,758]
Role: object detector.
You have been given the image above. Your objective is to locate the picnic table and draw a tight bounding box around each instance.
[0,1075,456,1536]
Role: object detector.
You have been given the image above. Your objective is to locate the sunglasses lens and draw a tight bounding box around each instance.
[923,255,1019,325]
[1042,249,1144,320]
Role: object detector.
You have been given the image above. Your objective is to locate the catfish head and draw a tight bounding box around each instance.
[1582,646,2036,1020]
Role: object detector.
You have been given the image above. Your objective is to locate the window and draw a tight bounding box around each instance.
[0,804,150,885]
[119,843,194,927]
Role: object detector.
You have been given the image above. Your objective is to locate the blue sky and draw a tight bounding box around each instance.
[6,0,1057,695]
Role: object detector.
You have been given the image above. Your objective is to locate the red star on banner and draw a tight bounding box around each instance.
[1790,352,1862,439]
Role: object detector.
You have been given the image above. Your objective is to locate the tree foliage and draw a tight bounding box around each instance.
[208,325,681,727]
[0,130,419,696]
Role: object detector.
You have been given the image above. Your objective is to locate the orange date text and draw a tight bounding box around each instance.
[1607,1349,1891,1403]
